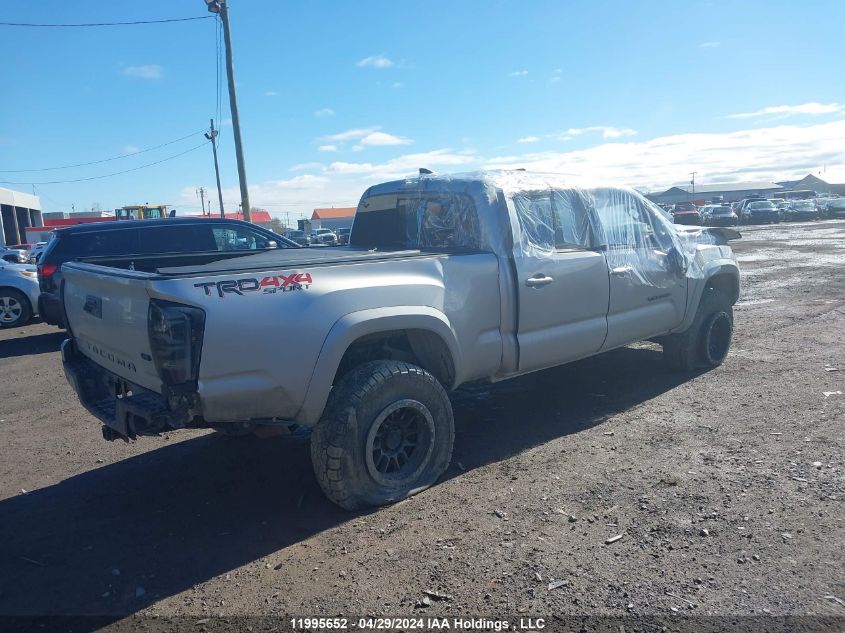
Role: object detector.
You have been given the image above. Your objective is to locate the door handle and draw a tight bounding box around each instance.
[611,266,634,276]
[525,274,554,288]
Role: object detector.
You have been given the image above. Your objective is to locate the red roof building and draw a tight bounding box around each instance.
[312,207,356,220]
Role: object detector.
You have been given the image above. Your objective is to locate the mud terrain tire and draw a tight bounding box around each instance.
[663,288,733,371]
[311,360,454,511]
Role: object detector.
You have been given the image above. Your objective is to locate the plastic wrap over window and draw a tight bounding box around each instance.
[589,187,691,287]
[352,170,725,287]
[351,190,483,251]
[511,188,600,253]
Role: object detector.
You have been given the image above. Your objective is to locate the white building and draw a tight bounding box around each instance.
[0,187,42,246]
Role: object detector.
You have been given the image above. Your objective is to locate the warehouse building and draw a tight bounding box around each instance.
[0,187,43,246]
[647,181,784,205]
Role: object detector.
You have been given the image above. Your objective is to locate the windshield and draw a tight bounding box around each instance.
[288,230,304,237]
[749,201,775,209]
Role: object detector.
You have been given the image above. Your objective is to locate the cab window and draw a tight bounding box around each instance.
[211,225,275,251]
[513,188,597,250]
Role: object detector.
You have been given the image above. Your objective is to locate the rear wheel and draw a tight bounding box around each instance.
[663,288,733,371]
[0,289,32,328]
[311,360,454,510]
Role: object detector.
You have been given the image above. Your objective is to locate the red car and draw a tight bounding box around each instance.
[671,202,702,225]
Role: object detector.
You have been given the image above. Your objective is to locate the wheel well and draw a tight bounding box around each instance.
[706,273,739,305]
[334,329,456,389]
[0,286,30,303]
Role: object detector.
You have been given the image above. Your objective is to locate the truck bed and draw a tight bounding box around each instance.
[81,246,446,277]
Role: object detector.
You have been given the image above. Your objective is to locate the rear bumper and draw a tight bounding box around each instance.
[38,292,65,327]
[61,338,192,440]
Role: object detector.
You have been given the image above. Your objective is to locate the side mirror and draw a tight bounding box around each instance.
[267,240,278,249]
[666,246,687,277]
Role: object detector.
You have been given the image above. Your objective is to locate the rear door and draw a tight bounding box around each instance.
[593,190,688,350]
[511,189,610,372]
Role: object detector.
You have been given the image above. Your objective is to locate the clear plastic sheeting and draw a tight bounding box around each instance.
[351,189,484,251]
[353,171,727,287]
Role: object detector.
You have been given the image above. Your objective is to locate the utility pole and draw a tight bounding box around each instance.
[205,119,225,217]
[196,186,207,215]
[206,0,251,222]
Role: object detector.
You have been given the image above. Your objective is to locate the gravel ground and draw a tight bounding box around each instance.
[0,220,843,629]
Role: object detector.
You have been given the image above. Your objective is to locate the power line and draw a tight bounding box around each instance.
[0,130,205,173]
[0,142,208,185]
[0,16,213,28]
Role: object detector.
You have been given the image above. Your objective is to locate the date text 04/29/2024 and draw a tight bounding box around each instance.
[290,617,546,630]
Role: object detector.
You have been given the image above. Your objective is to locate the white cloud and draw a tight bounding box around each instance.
[319,127,412,149]
[556,126,638,140]
[290,162,323,172]
[318,144,339,152]
[359,131,412,146]
[727,102,845,119]
[122,64,163,80]
[517,136,540,144]
[122,145,140,154]
[485,119,845,191]
[356,55,394,68]
[392,82,404,89]
[323,127,380,142]
[508,70,529,77]
[315,107,335,118]
[267,174,329,189]
[700,41,721,48]
[264,91,278,97]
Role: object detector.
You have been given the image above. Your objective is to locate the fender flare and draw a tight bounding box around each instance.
[675,261,740,333]
[294,306,462,425]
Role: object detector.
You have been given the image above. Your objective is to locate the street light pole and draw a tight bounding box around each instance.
[206,0,251,222]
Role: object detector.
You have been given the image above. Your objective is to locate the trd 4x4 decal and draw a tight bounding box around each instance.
[195,273,312,298]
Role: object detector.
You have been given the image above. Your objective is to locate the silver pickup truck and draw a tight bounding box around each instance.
[61,171,740,510]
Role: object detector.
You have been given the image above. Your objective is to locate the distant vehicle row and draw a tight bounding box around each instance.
[662,194,844,226]
[281,227,351,246]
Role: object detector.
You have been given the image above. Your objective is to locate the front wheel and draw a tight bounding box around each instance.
[0,289,33,328]
[311,360,454,511]
[663,288,733,371]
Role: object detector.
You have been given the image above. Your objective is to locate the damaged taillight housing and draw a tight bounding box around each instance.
[148,299,205,390]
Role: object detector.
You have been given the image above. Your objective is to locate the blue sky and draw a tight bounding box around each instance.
[1,0,844,219]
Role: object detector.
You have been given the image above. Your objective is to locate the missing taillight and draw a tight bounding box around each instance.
[148,299,205,389]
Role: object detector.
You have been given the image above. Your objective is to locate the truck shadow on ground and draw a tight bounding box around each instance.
[0,328,64,360]
[0,344,698,621]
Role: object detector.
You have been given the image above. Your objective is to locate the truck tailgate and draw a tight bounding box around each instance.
[62,263,162,393]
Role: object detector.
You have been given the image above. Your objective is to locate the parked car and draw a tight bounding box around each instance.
[740,200,779,224]
[827,198,845,218]
[701,204,738,227]
[283,229,311,247]
[336,228,351,245]
[27,241,49,263]
[310,228,338,245]
[0,246,28,264]
[60,172,740,510]
[671,202,701,225]
[37,217,296,328]
[0,262,39,328]
[782,200,819,221]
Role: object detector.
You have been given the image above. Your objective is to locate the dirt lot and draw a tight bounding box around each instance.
[1,220,843,628]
